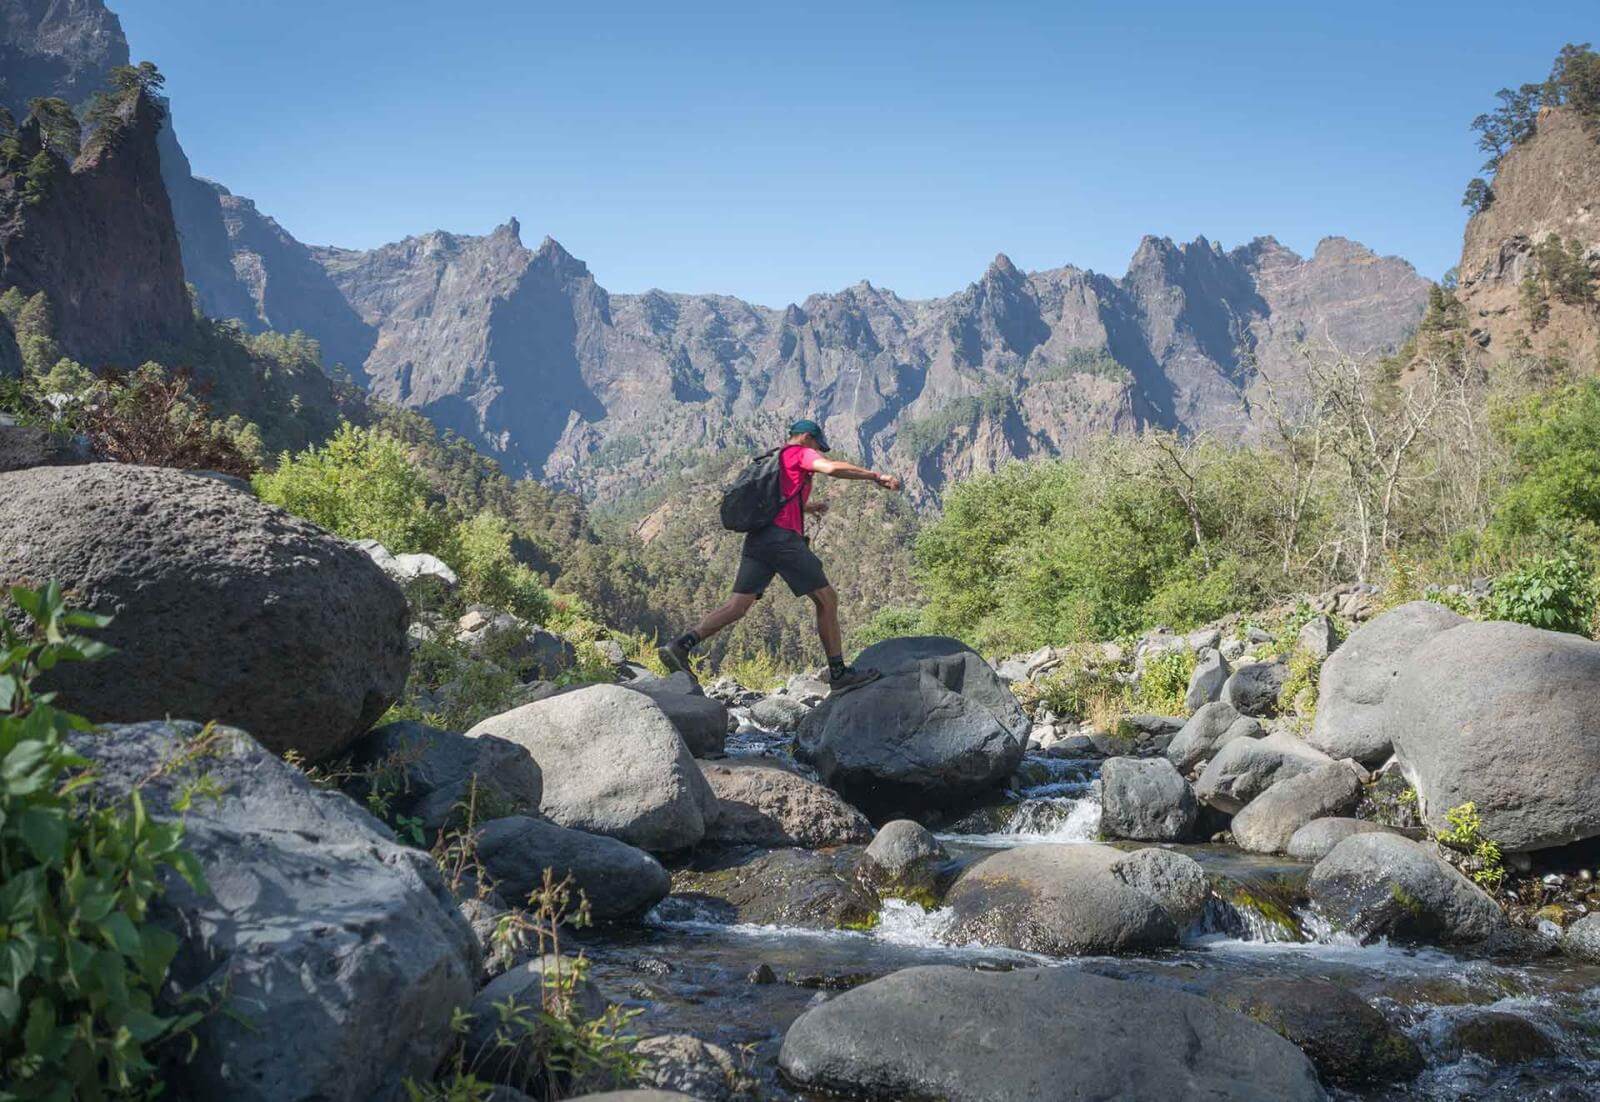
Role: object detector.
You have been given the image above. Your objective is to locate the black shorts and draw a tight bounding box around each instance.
[733,525,830,598]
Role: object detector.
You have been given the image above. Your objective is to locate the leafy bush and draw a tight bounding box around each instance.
[1437,802,1505,890]
[850,606,925,651]
[84,363,261,476]
[453,513,551,625]
[1134,647,1196,716]
[1,582,206,1097]
[1278,648,1322,721]
[1487,552,1597,635]
[720,649,784,692]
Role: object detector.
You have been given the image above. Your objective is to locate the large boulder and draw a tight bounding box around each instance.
[346,721,542,834]
[1108,847,1211,929]
[71,721,476,1102]
[623,676,729,757]
[778,966,1327,1101]
[1286,817,1408,862]
[356,538,460,597]
[1387,620,1600,852]
[1194,730,1334,813]
[1230,762,1363,854]
[1099,756,1199,841]
[466,685,712,852]
[1165,701,1263,773]
[0,464,410,760]
[0,422,88,472]
[1309,601,1467,765]
[1306,832,1509,945]
[1222,660,1289,717]
[796,638,1026,817]
[474,815,670,920]
[1184,648,1230,711]
[698,758,872,848]
[943,843,1178,955]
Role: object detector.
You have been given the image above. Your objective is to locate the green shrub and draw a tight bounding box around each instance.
[1278,648,1322,721]
[1487,551,1597,635]
[452,513,551,625]
[1437,802,1505,890]
[1,582,206,1097]
[1135,647,1196,716]
[850,606,925,650]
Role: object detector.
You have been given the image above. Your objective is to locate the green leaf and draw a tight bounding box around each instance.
[101,912,142,958]
[16,804,70,864]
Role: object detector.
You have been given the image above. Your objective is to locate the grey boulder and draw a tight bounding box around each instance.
[1099,756,1199,841]
[1295,614,1341,659]
[0,464,409,760]
[1306,832,1508,945]
[747,694,810,732]
[1184,648,1230,712]
[698,757,872,848]
[623,676,729,757]
[943,843,1178,955]
[467,684,712,851]
[1222,661,1289,717]
[1109,846,1211,929]
[864,819,947,879]
[1286,818,1407,862]
[0,421,88,472]
[473,815,670,920]
[1309,601,1467,765]
[1387,620,1600,852]
[1165,701,1263,773]
[72,721,476,1102]
[1195,730,1333,813]
[347,721,541,834]
[634,1035,745,1101]
[854,635,1029,738]
[778,965,1327,1102]
[1230,762,1363,854]
[1561,913,1600,962]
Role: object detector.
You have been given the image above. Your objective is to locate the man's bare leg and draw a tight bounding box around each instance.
[660,593,756,673]
[807,585,843,659]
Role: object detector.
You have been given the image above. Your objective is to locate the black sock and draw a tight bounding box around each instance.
[828,654,847,677]
[676,630,701,650]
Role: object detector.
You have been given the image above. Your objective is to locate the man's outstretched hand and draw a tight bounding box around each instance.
[875,473,903,492]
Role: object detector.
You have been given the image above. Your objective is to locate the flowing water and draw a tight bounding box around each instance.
[577,743,1600,1099]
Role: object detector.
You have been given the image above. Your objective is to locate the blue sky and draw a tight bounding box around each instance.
[116,0,1592,306]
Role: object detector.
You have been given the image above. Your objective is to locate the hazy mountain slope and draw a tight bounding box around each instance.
[0,0,126,117]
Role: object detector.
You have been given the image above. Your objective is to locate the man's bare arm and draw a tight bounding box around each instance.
[809,456,902,491]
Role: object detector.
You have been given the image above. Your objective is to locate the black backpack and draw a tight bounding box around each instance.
[720,446,799,532]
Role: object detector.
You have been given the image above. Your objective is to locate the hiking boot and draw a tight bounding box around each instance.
[658,638,694,674]
[826,665,881,694]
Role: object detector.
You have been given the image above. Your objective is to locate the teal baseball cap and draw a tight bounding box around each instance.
[788,418,831,451]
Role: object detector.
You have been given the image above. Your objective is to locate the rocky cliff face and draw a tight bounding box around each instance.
[309,223,1427,504]
[1457,106,1600,368]
[0,0,126,117]
[0,92,191,366]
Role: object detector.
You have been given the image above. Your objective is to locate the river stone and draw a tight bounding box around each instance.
[473,815,669,920]
[634,1035,744,1101]
[667,847,879,929]
[699,757,872,848]
[623,679,729,757]
[1206,977,1422,1086]
[1286,818,1407,861]
[1308,601,1467,765]
[747,693,810,732]
[778,965,1326,1101]
[1185,648,1230,711]
[796,655,1024,818]
[1307,832,1508,945]
[346,721,541,834]
[1231,762,1363,854]
[1386,620,1600,852]
[1562,913,1600,961]
[1100,756,1199,841]
[464,955,608,1087]
[1109,847,1211,929]
[70,721,476,1102]
[1448,1012,1557,1064]
[1165,701,1263,773]
[943,843,1178,955]
[0,463,409,760]
[1222,660,1289,717]
[1194,730,1334,813]
[854,635,1029,738]
[864,819,947,878]
[467,684,712,851]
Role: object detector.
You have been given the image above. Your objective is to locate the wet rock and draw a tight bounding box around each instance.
[345,721,541,834]
[0,464,409,761]
[474,815,670,920]
[1307,832,1509,945]
[778,965,1326,1101]
[71,721,476,1102]
[1109,847,1210,929]
[1222,661,1289,717]
[864,819,947,879]
[1165,701,1264,774]
[796,639,1025,818]
[748,694,809,732]
[1308,601,1467,765]
[943,843,1178,955]
[1100,756,1199,841]
[1185,648,1230,711]
[699,758,872,848]
[1448,1011,1557,1064]
[467,684,712,852]
[464,955,608,1087]
[1286,817,1407,861]
[1206,977,1422,1086]
[1231,762,1363,854]
[1194,730,1334,813]
[668,847,879,930]
[1387,620,1600,853]
[634,1035,746,1101]
[1561,912,1600,961]
[746,963,777,984]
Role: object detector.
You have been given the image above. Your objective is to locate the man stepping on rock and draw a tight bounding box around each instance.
[659,418,902,692]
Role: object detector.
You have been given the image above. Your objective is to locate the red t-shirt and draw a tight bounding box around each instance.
[773,445,822,535]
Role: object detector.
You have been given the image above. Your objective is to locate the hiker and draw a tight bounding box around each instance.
[659,418,902,691]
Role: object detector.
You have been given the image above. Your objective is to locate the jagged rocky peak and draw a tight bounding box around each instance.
[0,0,128,116]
